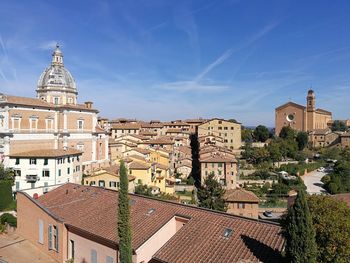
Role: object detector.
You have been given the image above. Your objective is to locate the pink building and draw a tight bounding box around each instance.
[17,183,285,263]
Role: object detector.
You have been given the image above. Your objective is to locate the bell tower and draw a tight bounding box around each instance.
[306,89,315,131]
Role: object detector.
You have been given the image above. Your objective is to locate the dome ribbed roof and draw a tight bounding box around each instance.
[37,45,77,93]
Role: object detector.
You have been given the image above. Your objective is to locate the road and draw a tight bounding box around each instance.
[301,170,328,195]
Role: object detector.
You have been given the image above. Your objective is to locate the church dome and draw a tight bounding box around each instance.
[37,45,77,95]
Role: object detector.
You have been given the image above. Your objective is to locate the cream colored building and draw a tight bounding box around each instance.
[275,90,332,135]
[200,154,238,189]
[198,118,242,150]
[8,149,82,196]
[0,46,108,172]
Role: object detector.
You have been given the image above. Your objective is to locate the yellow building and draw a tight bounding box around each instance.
[127,161,174,195]
[149,148,170,167]
[83,165,135,193]
[198,118,242,150]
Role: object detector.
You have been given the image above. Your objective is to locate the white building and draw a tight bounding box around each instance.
[9,149,83,197]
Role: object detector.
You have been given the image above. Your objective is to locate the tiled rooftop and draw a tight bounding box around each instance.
[35,184,284,263]
[10,149,82,158]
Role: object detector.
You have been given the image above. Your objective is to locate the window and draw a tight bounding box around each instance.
[30,158,37,165]
[205,163,207,168]
[98,180,105,187]
[77,144,84,152]
[48,225,59,251]
[77,120,84,131]
[91,249,97,263]
[218,170,222,176]
[218,163,223,168]
[76,165,80,172]
[15,158,20,165]
[58,169,61,176]
[109,181,117,188]
[15,181,20,191]
[106,256,114,263]
[238,203,245,209]
[54,97,59,105]
[38,219,44,244]
[42,170,50,177]
[223,228,233,238]
[212,163,214,168]
[44,158,48,165]
[67,168,70,175]
[46,118,54,131]
[14,169,21,177]
[70,240,75,259]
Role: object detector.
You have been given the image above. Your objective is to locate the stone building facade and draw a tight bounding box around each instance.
[198,118,242,150]
[0,46,108,171]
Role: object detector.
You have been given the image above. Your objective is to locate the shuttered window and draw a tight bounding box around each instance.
[48,225,53,249]
[91,249,97,263]
[38,219,44,244]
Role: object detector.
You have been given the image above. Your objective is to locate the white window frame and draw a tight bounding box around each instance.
[77,120,84,131]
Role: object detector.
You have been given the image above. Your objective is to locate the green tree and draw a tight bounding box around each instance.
[118,161,132,263]
[282,189,317,263]
[241,128,253,142]
[253,125,270,142]
[197,173,226,212]
[331,120,349,132]
[308,196,350,263]
[296,131,309,151]
[267,141,282,164]
[279,126,296,140]
[135,184,152,196]
[0,165,14,211]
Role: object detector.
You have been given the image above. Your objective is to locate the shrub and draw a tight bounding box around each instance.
[0,213,17,227]
[0,181,13,211]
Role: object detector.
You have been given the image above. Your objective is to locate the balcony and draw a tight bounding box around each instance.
[26,175,39,182]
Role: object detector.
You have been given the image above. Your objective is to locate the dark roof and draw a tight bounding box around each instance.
[36,184,284,263]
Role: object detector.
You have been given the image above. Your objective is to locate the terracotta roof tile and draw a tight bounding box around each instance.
[225,189,260,203]
[10,149,82,158]
[128,161,150,170]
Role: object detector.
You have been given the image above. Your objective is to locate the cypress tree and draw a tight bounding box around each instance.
[118,161,132,263]
[283,189,317,263]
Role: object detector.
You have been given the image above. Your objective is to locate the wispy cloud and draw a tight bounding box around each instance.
[155,80,229,92]
[195,48,234,82]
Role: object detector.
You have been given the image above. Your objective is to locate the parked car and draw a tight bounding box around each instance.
[263,211,273,217]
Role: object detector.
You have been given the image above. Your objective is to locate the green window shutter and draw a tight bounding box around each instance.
[48,225,52,249]
[55,226,59,252]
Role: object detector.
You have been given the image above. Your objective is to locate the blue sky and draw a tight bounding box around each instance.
[0,0,350,126]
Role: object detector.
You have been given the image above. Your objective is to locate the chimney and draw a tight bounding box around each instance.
[85,101,93,109]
